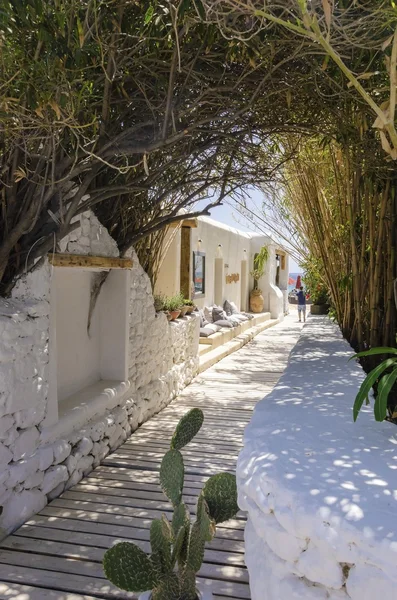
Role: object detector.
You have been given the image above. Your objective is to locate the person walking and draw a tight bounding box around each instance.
[296,286,306,322]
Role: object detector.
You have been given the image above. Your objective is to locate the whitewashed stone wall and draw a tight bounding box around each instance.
[0,211,199,536]
[238,317,397,600]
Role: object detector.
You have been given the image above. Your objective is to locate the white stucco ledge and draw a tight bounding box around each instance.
[39,380,130,445]
[237,316,397,600]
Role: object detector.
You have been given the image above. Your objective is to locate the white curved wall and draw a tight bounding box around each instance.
[238,317,397,600]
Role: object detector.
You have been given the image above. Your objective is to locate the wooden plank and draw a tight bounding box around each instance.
[36,506,244,540]
[108,448,238,466]
[0,537,248,584]
[0,563,136,599]
[0,562,250,600]
[0,583,97,600]
[48,253,133,270]
[180,226,191,298]
[101,456,235,476]
[48,498,245,530]
[21,517,245,554]
[10,530,246,566]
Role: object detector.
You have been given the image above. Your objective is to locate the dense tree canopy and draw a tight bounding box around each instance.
[1,0,396,332]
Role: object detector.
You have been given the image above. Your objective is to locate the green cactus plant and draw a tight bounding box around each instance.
[103,408,239,600]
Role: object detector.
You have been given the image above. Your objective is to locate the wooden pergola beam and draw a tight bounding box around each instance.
[48,253,133,270]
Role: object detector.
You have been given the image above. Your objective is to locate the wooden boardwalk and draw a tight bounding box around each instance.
[0,314,302,600]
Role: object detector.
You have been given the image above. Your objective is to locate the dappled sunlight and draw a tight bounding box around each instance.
[241,316,397,548]
[0,315,302,599]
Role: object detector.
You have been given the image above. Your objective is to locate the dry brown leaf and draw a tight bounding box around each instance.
[35,106,44,118]
[347,72,377,88]
[49,100,61,119]
[322,0,333,29]
[382,35,394,52]
[14,168,27,183]
[143,153,149,176]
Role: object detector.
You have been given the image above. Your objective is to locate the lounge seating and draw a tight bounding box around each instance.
[199,301,269,349]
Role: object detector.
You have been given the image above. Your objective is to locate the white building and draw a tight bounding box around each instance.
[155,216,289,319]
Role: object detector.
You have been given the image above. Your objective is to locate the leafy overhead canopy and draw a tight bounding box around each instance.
[1,0,395,297]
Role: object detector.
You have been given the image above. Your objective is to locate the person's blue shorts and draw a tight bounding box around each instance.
[298,305,306,313]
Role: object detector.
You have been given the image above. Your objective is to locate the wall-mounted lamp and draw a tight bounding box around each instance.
[197,238,203,251]
[276,254,280,268]
[216,244,223,259]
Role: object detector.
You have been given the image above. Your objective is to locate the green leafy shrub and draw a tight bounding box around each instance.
[351,347,397,422]
[250,246,269,291]
[183,299,194,306]
[164,293,184,312]
[103,408,239,599]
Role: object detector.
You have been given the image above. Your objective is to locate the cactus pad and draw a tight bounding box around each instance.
[150,519,172,575]
[160,449,184,506]
[197,495,216,542]
[170,408,204,450]
[186,521,206,573]
[152,573,181,600]
[202,473,239,524]
[103,541,158,592]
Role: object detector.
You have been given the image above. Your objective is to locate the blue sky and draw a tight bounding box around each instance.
[196,189,302,273]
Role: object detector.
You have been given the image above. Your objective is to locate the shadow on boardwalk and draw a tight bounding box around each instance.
[0,314,303,600]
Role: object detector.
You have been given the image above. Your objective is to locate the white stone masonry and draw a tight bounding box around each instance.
[238,316,397,600]
[0,211,199,536]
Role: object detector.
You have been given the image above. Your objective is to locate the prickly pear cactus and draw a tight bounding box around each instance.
[202,472,239,524]
[103,541,158,592]
[160,448,184,507]
[103,409,240,600]
[171,408,204,450]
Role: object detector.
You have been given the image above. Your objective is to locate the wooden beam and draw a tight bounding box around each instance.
[182,218,198,228]
[48,253,133,270]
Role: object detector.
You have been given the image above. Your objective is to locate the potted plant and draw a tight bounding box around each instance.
[183,298,195,315]
[249,246,269,313]
[165,295,183,320]
[103,408,239,600]
[309,285,329,315]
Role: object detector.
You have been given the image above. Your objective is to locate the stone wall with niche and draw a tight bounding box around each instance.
[0,211,199,536]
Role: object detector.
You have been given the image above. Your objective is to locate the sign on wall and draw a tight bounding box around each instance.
[226,273,240,284]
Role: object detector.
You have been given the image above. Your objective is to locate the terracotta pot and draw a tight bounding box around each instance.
[185,305,195,314]
[179,306,189,317]
[170,309,181,321]
[139,582,213,600]
[249,289,264,313]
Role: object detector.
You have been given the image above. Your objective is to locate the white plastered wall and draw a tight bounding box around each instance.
[0,210,199,536]
[155,216,290,317]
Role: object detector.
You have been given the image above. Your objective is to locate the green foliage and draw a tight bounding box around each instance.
[171,408,204,450]
[183,299,195,306]
[302,260,330,305]
[160,449,184,507]
[351,349,397,422]
[202,473,239,524]
[103,542,158,592]
[103,409,239,597]
[164,293,185,312]
[250,246,269,290]
[254,246,269,273]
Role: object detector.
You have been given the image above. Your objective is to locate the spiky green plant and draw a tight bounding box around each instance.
[103,408,239,599]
